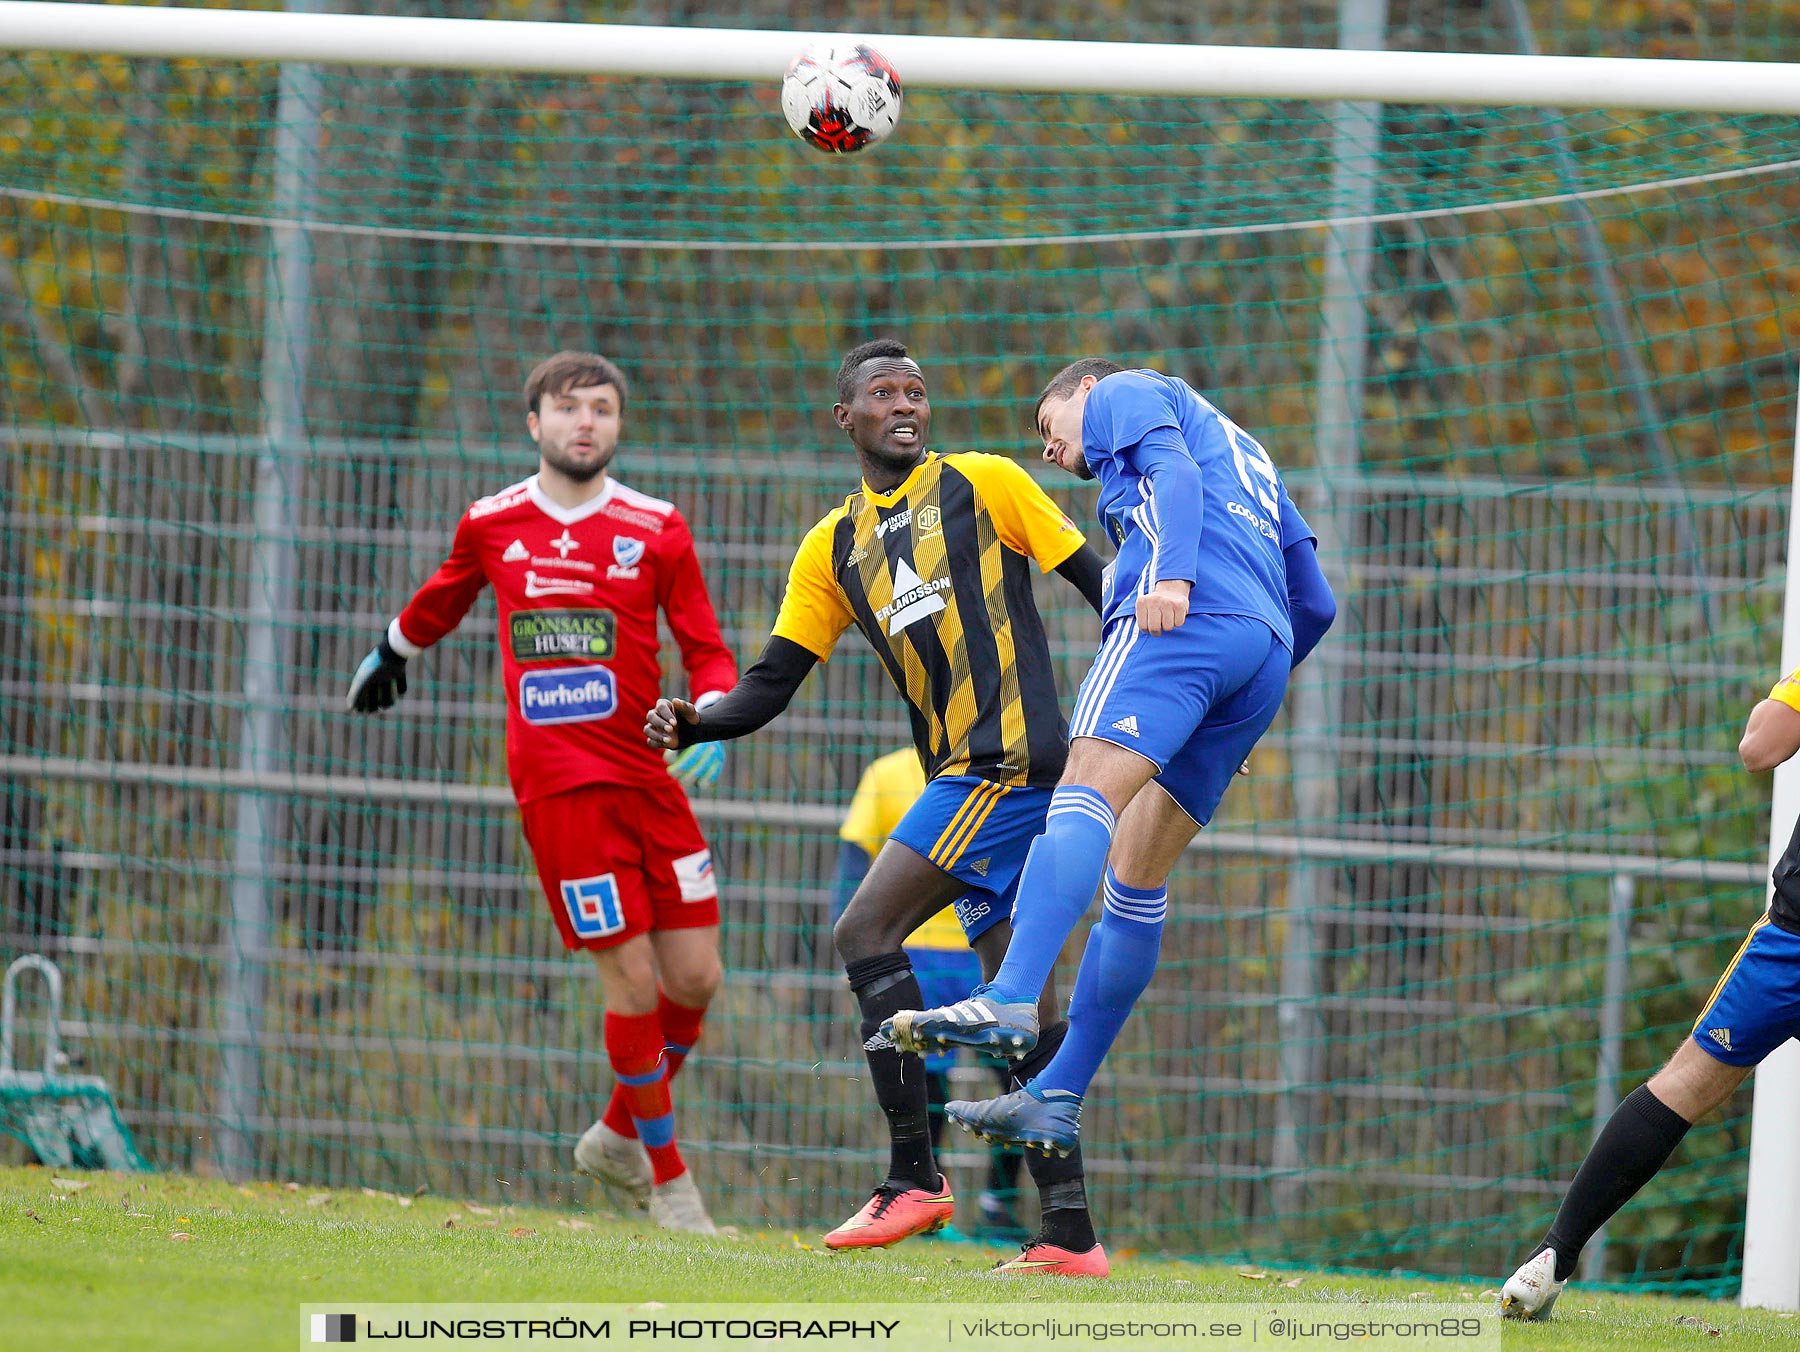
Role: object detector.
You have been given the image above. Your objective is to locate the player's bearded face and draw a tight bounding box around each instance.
[1039,391,1095,480]
[530,383,622,483]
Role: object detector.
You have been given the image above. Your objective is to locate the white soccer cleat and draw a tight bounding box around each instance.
[649,1170,718,1235]
[573,1121,652,1210]
[1500,1247,1565,1320]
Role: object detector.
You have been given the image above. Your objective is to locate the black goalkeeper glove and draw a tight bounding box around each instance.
[346,636,409,713]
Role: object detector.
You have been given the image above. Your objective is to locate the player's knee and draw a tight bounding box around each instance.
[664,954,723,1007]
[832,912,878,965]
[591,939,659,1014]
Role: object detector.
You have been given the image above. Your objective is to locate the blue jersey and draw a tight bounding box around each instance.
[1082,370,1313,646]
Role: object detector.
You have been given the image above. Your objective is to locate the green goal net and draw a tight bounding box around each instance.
[3,2,1799,1296]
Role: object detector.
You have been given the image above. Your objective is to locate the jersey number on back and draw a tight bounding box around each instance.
[1219,414,1281,520]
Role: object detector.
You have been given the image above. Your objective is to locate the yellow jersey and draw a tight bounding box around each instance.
[774,452,1086,789]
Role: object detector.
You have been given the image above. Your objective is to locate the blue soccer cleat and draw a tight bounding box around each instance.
[882,988,1039,1058]
[946,1086,1082,1158]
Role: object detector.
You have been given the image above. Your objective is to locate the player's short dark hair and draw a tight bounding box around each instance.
[836,338,913,404]
[523,351,628,416]
[1034,357,1125,427]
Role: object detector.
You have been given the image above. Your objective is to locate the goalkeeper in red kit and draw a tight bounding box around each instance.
[346,351,737,1233]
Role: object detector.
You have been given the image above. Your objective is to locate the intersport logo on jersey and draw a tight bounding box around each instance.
[518,666,617,725]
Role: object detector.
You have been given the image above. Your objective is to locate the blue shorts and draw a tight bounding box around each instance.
[905,944,986,1070]
[887,776,1053,942]
[1690,916,1800,1066]
[1068,612,1292,825]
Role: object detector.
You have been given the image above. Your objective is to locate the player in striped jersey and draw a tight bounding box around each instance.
[1499,672,1800,1319]
[646,339,1114,1275]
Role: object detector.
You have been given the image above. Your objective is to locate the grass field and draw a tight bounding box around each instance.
[2,1164,1795,1350]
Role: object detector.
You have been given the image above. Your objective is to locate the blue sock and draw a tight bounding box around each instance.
[1033,870,1167,1097]
[986,787,1116,1004]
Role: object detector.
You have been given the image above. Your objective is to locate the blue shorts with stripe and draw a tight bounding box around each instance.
[1068,611,1292,826]
[887,775,1053,943]
[1690,915,1800,1066]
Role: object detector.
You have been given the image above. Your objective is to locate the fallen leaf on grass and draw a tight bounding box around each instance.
[236,1187,257,1197]
[557,1219,594,1231]
[1283,1278,1306,1289]
[443,1218,457,1230]
[509,1227,537,1238]
[168,1232,193,1242]
[284,1182,300,1192]
[306,1195,331,1208]
[1237,1270,1268,1280]
[1673,1316,1721,1337]
[360,1187,413,1208]
[50,1177,89,1192]
[462,1202,494,1216]
[23,1209,43,1223]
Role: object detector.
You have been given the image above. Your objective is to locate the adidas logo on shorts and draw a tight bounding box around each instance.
[1708,1027,1733,1051]
[1111,715,1140,737]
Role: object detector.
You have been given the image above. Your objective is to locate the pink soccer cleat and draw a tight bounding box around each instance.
[822,1177,956,1249]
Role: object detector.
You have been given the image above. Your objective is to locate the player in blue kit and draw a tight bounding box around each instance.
[886,358,1337,1156]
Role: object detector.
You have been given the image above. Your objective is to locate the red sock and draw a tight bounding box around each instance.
[603,991,709,1140]
[602,1009,685,1185]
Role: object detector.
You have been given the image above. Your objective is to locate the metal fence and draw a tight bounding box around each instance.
[0,427,1785,1284]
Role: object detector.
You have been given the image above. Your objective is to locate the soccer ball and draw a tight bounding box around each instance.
[780,44,903,154]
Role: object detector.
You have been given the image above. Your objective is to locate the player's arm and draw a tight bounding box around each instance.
[1085,375,1206,634]
[655,517,742,784]
[1741,672,1800,771]
[346,512,488,713]
[1119,426,1204,634]
[1054,546,1106,615]
[645,637,817,749]
[1283,537,1336,668]
[645,512,846,751]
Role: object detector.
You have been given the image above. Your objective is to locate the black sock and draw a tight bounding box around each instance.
[925,1069,952,1152]
[984,1062,1023,1196]
[1010,1020,1097,1252]
[1541,1083,1691,1281]
[846,952,936,1191]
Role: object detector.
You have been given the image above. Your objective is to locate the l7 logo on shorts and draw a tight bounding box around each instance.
[519,666,617,725]
[561,873,625,939]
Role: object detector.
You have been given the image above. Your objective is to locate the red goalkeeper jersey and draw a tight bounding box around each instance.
[389,473,737,804]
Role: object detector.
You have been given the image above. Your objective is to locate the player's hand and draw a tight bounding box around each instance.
[645,696,700,750]
[345,637,408,713]
[666,742,725,788]
[1136,579,1191,636]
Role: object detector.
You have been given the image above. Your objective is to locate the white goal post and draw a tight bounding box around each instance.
[5,0,1800,1310]
[2,1,1800,113]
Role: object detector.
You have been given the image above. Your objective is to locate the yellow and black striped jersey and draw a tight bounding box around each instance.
[1765,667,1800,935]
[774,452,1087,788]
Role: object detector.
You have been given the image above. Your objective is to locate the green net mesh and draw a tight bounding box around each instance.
[4,0,1800,1296]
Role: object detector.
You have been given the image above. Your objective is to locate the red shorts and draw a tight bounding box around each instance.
[517,778,720,952]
